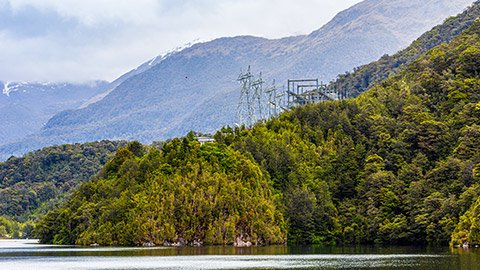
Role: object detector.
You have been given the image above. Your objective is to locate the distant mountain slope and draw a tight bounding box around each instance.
[0,0,473,160]
[36,17,480,246]
[0,44,175,147]
[0,81,109,145]
[329,0,480,97]
[277,0,476,80]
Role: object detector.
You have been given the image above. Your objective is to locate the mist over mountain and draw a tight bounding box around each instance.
[0,46,182,147]
[34,15,480,246]
[0,0,473,160]
[0,81,109,145]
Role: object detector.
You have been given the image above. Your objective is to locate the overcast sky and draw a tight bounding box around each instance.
[0,0,363,83]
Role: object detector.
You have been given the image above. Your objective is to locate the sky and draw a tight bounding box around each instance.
[0,0,363,83]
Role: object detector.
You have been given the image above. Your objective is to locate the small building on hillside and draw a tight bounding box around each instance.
[197,137,215,145]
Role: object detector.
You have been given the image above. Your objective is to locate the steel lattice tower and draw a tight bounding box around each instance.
[235,67,265,127]
[235,67,254,127]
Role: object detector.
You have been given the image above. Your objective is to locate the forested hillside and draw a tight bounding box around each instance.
[0,140,126,238]
[36,18,480,246]
[0,0,471,161]
[329,0,480,98]
[226,19,480,245]
[35,140,286,246]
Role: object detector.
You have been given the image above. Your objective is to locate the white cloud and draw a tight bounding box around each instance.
[1,0,363,82]
[8,0,162,25]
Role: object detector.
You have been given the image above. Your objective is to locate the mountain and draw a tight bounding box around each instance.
[0,0,473,160]
[329,0,480,97]
[36,18,480,246]
[0,81,109,145]
[0,43,183,147]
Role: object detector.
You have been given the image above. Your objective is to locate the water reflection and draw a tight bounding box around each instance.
[0,240,480,270]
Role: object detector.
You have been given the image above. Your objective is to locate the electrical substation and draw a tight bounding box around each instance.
[235,67,341,127]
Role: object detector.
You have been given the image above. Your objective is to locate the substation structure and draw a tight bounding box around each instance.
[235,67,341,127]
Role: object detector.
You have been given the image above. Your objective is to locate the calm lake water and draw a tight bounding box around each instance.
[0,240,479,269]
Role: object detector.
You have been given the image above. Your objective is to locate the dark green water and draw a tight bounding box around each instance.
[1,240,479,269]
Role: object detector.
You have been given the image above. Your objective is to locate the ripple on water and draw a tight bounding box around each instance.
[0,254,446,270]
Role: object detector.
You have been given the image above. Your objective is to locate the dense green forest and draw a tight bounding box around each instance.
[35,140,286,246]
[329,1,480,98]
[36,18,480,247]
[32,3,480,247]
[224,19,480,246]
[0,140,126,238]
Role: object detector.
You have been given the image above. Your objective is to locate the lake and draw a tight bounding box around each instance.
[0,239,479,269]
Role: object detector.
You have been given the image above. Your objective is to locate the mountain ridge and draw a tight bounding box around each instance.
[34,17,480,246]
[0,81,110,145]
[329,0,480,98]
[0,0,473,160]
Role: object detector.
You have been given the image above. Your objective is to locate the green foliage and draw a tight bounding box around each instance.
[33,4,480,247]
[0,216,34,239]
[35,140,286,246]
[0,140,126,238]
[328,2,480,98]
[222,18,480,245]
[127,141,145,158]
[452,196,480,246]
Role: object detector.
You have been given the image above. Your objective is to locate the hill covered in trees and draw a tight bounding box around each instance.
[329,0,480,98]
[228,19,480,245]
[35,18,480,246]
[0,0,472,161]
[0,140,126,238]
[35,140,286,246]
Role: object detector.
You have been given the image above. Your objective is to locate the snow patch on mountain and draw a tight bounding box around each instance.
[2,82,11,96]
[148,38,211,67]
[1,81,63,97]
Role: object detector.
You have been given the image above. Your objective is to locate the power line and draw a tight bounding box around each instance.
[235,67,344,127]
